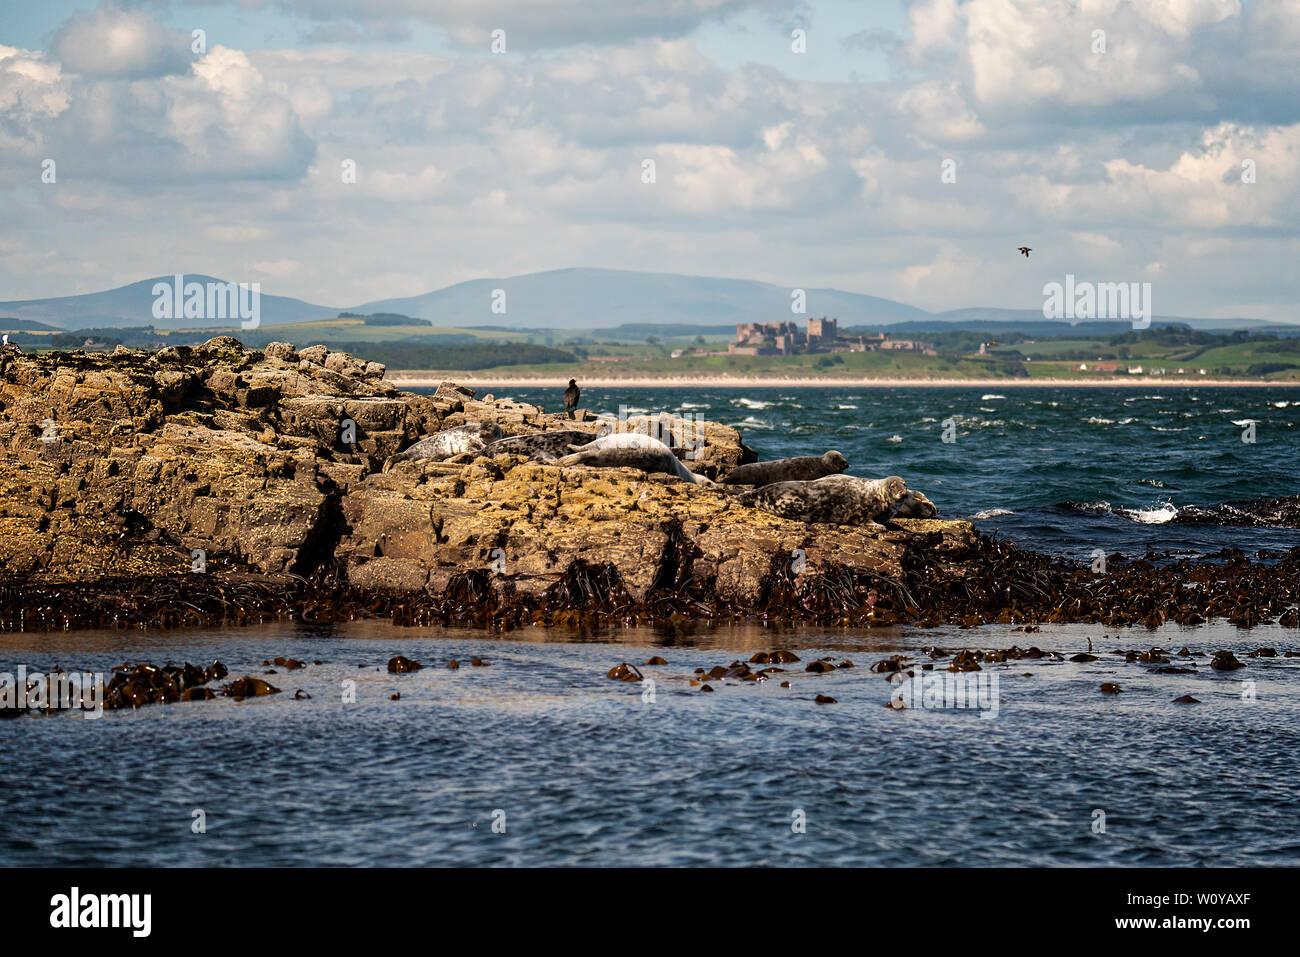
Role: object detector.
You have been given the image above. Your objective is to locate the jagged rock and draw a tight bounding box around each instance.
[265,342,298,362]
[298,344,329,365]
[0,341,975,629]
[202,336,245,353]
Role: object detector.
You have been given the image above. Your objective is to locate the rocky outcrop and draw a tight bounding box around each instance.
[7,339,1295,634]
[1,337,435,580]
[0,339,976,630]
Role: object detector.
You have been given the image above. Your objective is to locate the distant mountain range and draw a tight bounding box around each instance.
[0,267,1282,333]
[0,275,333,330]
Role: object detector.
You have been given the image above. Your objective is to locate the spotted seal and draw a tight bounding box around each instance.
[557,432,713,485]
[721,450,848,486]
[388,421,502,465]
[483,430,593,462]
[737,474,935,528]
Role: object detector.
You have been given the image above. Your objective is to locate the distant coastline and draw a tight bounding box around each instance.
[388,372,1300,389]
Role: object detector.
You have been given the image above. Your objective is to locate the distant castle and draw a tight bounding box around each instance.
[728,317,935,356]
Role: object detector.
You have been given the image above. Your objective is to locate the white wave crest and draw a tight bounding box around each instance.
[1120,502,1179,524]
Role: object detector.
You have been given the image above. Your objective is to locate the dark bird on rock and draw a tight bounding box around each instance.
[563,378,580,419]
[1018,246,1032,258]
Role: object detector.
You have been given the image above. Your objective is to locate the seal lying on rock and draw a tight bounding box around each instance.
[557,432,713,485]
[721,450,848,486]
[484,430,593,462]
[388,421,502,465]
[738,474,935,529]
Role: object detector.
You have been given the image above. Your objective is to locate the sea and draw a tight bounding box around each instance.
[3,385,1298,867]
[505,384,1299,560]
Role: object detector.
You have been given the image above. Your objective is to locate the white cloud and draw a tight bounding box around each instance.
[1132,0,1241,39]
[901,0,1292,116]
[213,0,792,49]
[0,1,1296,323]
[51,4,192,78]
[0,46,70,155]
[896,80,984,141]
[151,45,315,178]
[1080,122,1300,229]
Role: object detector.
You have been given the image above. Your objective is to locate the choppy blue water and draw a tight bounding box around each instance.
[3,620,1298,866]
[497,385,1300,558]
[3,386,1298,867]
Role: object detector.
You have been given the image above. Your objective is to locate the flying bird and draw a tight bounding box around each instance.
[563,378,580,419]
[1018,247,1032,258]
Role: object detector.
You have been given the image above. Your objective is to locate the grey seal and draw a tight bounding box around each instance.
[389,421,502,464]
[738,474,935,529]
[483,430,593,462]
[721,450,848,486]
[557,432,713,485]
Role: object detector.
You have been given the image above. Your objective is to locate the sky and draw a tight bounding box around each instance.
[0,0,1297,320]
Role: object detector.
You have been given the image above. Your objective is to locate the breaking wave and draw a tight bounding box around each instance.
[970,508,1014,519]
[1056,496,1300,529]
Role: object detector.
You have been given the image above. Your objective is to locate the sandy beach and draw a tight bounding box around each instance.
[387,372,1300,389]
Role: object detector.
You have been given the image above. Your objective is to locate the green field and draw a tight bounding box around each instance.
[9,315,1300,381]
[397,337,1300,381]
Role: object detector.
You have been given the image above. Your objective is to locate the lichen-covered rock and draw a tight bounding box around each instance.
[0,340,968,628]
[264,341,298,362]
